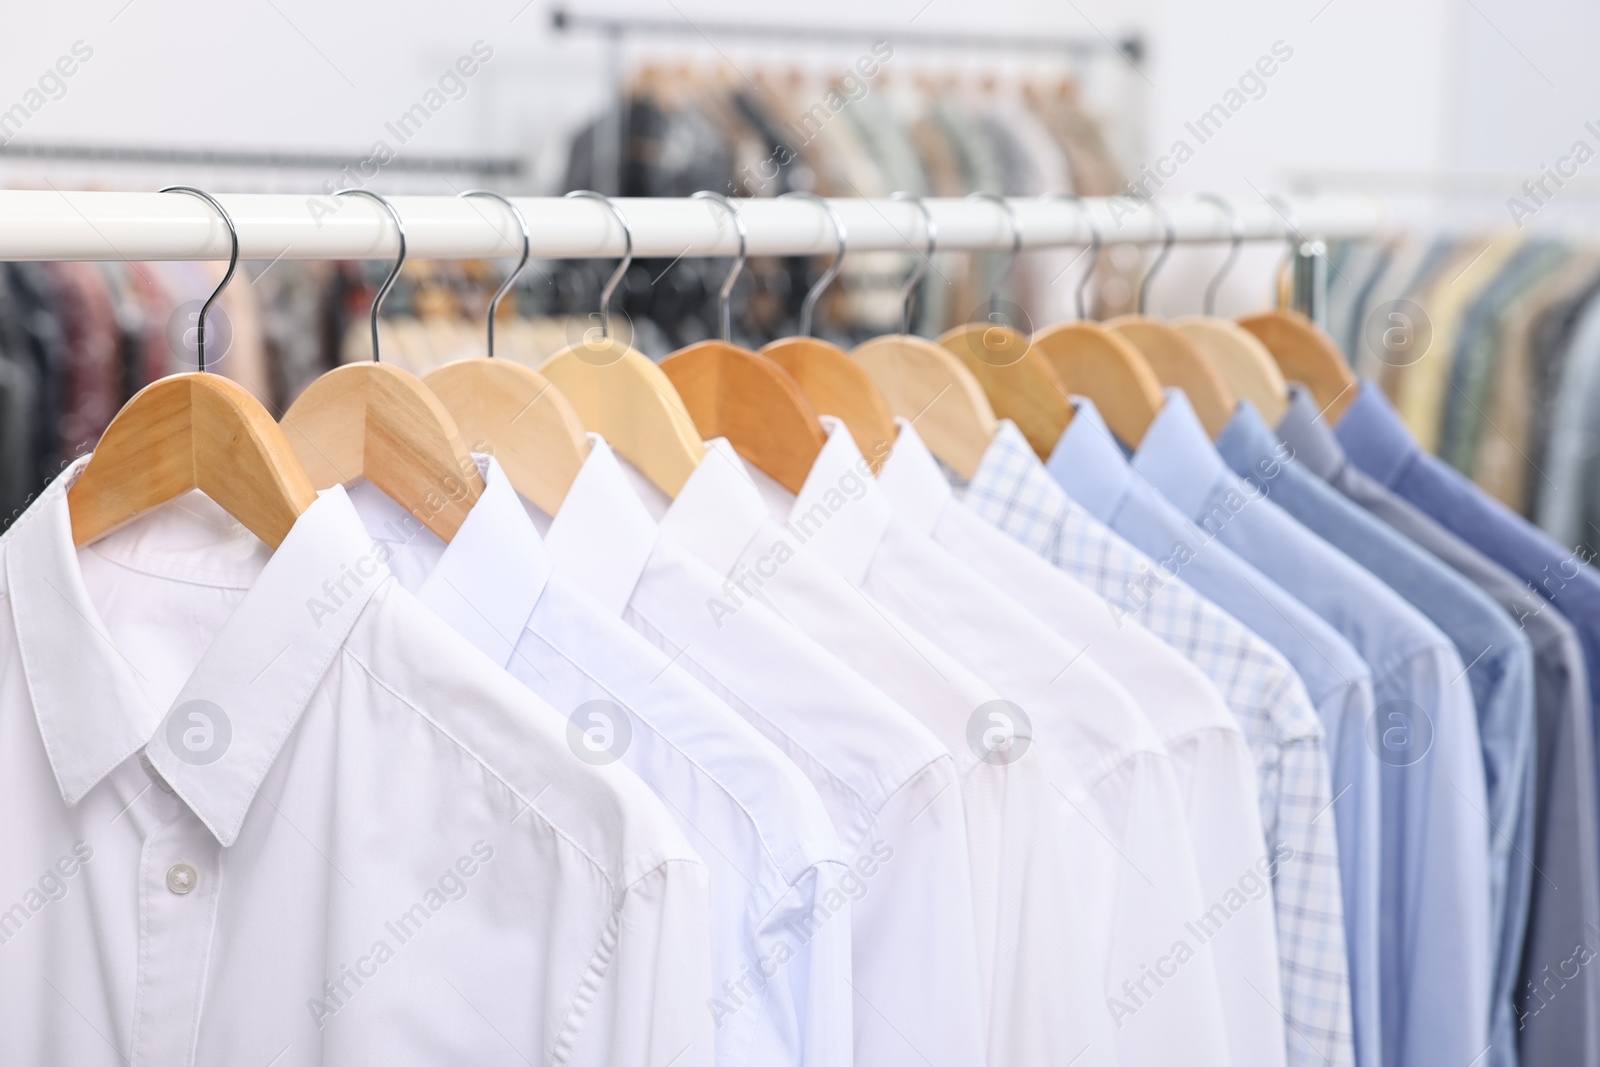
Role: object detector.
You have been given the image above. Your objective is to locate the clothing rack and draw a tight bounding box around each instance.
[0,141,522,177]
[547,7,1144,64]
[548,7,1146,196]
[0,191,1384,262]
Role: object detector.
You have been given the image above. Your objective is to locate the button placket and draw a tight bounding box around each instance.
[129,813,222,1066]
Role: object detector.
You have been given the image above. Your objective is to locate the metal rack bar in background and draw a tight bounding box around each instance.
[0,141,521,177]
[548,7,1144,62]
[547,7,1145,196]
[0,191,1385,263]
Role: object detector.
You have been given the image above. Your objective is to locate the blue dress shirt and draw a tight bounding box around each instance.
[1338,379,1600,773]
[1280,386,1600,1066]
[1131,391,1492,1067]
[1047,397,1382,1067]
[1220,400,1535,1067]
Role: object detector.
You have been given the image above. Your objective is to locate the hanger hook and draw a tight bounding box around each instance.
[160,185,239,374]
[1193,193,1244,316]
[780,191,847,338]
[565,190,634,342]
[1264,191,1310,310]
[966,192,1022,319]
[334,189,406,363]
[1039,192,1102,321]
[1130,195,1175,316]
[891,191,937,336]
[459,190,531,359]
[691,190,748,344]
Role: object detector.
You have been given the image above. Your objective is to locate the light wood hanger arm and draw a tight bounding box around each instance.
[70,374,317,549]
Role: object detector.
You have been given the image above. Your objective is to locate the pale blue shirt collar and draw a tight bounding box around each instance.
[1130,390,1234,516]
[1043,396,1135,519]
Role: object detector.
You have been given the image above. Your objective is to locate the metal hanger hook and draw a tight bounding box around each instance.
[780,191,847,339]
[966,192,1021,319]
[459,190,531,359]
[1194,192,1244,316]
[565,190,633,343]
[891,191,937,336]
[1130,194,1175,316]
[160,185,239,374]
[1039,192,1102,321]
[691,190,748,344]
[334,188,406,363]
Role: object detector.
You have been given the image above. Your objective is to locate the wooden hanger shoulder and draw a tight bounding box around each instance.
[69,373,317,549]
[851,332,997,479]
[1105,314,1236,438]
[938,322,1072,459]
[539,337,706,499]
[660,340,827,494]
[762,336,898,471]
[1173,316,1289,427]
[280,362,484,542]
[1237,310,1358,423]
[1029,320,1163,447]
[423,359,590,516]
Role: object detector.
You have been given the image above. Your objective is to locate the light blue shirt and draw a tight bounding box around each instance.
[1221,398,1535,1067]
[1047,397,1381,1067]
[1134,391,1493,1067]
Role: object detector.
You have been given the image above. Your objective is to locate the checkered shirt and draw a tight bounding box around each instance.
[951,422,1357,1067]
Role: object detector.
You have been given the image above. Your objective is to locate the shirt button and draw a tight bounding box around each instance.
[166,863,198,895]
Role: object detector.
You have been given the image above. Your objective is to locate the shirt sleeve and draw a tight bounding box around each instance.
[1165,728,1290,1067]
[561,858,717,1067]
[1072,753,1234,1067]
[845,756,988,1067]
[743,859,854,1067]
[1374,648,1493,1067]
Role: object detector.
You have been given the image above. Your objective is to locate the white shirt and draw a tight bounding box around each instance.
[729,417,1236,1066]
[0,459,714,1067]
[348,456,850,1067]
[534,436,984,1067]
[878,418,1289,1067]
[638,430,1184,1067]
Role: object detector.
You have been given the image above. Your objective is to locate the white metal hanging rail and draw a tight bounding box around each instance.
[0,192,1385,262]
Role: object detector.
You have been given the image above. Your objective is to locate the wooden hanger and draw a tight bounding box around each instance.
[1101,198,1235,438]
[1176,318,1287,426]
[1237,310,1358,423]
[1173,194,1288,425]
[538,191,705,498]
[1026,194,1162,448]
[1238,195,1359,422]
[658,191,826,494]
[69,186,317,548]
[938,192,1073,458]
[759,192,899,470]
[423,191,590,516]
[851,192,998,478]
[279,189,484,542]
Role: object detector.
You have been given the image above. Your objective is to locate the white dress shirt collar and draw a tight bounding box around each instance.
[783,417,894,585]
[876,416,960,536]
[350,453,551,671]
[660,439,773,576]
[8,457,387,845]
[539,434,659,616]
